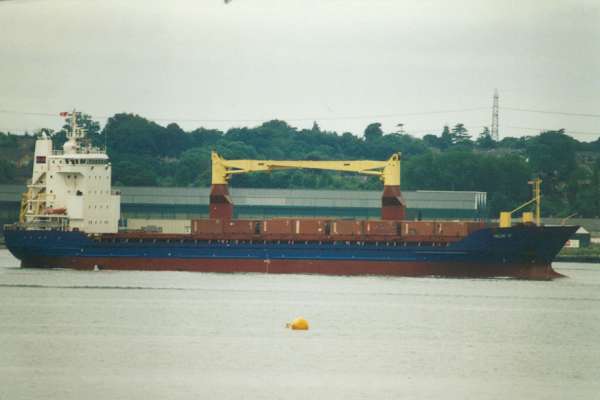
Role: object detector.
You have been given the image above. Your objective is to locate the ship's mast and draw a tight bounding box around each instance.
[529,177,542,225]
[63,110,88,154]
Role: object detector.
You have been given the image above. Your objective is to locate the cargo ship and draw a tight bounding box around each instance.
[3,112,577,279]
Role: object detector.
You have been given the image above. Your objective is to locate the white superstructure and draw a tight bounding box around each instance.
[21,111,120,233]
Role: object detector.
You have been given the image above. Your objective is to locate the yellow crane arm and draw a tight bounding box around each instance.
[509,196,540,214]
[211,151,401,186]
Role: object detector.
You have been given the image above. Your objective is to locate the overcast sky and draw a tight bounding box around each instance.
[0,0,599,140]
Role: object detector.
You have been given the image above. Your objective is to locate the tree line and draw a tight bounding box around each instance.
[1,113,599,217]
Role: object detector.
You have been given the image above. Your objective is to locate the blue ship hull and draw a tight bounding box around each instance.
[3,225,577,279]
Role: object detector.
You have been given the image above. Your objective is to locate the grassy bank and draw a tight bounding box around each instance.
[557,243,600,263]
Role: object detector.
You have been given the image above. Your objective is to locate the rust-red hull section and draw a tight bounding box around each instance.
[22,256,564,280]
[381,185,406,220]
[209,184,234,219]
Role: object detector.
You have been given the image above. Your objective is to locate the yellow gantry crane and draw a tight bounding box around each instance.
[209,151,405,220]
[211,151,401,186]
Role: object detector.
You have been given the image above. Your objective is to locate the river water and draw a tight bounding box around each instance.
[1,249,599,399]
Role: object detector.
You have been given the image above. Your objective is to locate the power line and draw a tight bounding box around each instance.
[150,107,490,123]
[502,107,600,118]
[402,125,487,135]
[0,128,36,132]
[1,107,598,138]
[0,109,59,117]
[407,124,598,137]
[2,122,595,138]
[0,107,489,124]
[505,125,599,136]
[289,107,490,122]
[2,106,599,122]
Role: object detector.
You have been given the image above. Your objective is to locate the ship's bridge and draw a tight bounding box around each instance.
[20,111,120,234]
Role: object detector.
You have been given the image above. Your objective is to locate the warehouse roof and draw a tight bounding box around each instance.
[119,186,486,211]
[0,184,486,211]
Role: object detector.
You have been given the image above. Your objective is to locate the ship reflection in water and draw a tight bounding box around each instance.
[1,250,599,399]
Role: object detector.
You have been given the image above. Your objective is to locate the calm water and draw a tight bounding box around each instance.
[1,249,599,399]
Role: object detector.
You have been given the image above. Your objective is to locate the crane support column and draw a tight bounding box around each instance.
[380,153,405,220]
[381,185,406,220]
[209,152,234,219]
[209,184,234,219]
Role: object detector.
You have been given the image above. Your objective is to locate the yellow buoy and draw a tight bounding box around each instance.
[286,317,309,330]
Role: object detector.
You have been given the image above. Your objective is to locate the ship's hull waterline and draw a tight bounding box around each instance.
[18,256,563,280]
[3,225,577,280]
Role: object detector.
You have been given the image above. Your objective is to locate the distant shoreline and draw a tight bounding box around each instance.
[555,255,600,264]
[557,244,600,264]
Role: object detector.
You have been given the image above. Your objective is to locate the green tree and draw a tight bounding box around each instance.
[0,132,18,147]
[440,125,452,149]
[476,127,495,149]
[364,123,383,142]
[526,130,576,180]
[215,141,258,160]
[104,113,163,156]
[2,111,596,218]
[422,134,441,148]
[0,159,16,183]
[450,123,471,144]
[174,147,211,186]
[526,130,577,214]
[113,160,158,186]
